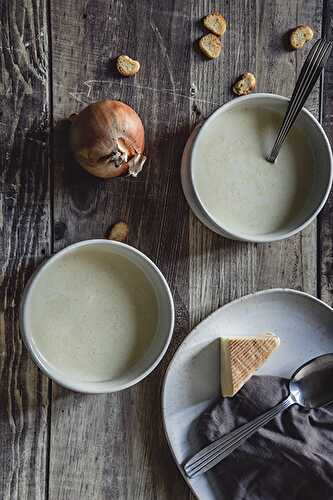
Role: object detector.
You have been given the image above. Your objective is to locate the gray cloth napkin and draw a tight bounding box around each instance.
[199,376,333,500]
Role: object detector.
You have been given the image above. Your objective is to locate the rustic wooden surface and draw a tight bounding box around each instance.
[0,0,332,499]
[0,1,50,499]
[321,0,333,307]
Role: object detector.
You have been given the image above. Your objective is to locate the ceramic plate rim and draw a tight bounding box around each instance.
[161,288,333,499]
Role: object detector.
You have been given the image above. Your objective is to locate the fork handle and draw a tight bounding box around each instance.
[267,39,332,163]
[184,394,295,479]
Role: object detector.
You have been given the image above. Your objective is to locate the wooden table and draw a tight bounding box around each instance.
[1,1,333,498]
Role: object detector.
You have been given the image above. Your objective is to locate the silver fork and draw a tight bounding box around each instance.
[184,353,333,479]
[184,397,294,479]
[266,37,333,163]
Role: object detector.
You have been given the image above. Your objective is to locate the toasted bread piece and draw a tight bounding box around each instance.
[203,12,227,37]
[220,333,280,397]
[107,222,129,242]
[290,25,314,49]
[199,34,222,59]
[116,55,140,76]
[232,72,256,96]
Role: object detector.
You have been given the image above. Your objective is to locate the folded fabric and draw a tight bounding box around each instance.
[199,376,333,500]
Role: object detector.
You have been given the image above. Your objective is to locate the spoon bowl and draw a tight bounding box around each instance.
[290,353,333,408]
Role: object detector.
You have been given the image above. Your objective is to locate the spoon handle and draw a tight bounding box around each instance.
[184,394,295,479]
[266,38,333,163]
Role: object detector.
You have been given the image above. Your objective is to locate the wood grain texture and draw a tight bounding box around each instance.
[320,0,333,307]
[50,1,190,499]
[189,0,322,330]
[0,1,50,499]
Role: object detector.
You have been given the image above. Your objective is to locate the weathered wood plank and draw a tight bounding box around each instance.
[320,0,333,307]
[0,1,50,499]
[50,1,190,499]
[255,0,321,297]
[189,0,321,335]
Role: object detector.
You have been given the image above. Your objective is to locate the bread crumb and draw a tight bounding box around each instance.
[107,222,129,242]
[199,34,222,59]
[203,12,227,37]
[232,72,256,96]
[116,55,140,76]
[290,25,314,49]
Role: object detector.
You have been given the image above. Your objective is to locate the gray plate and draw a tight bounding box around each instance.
[162,289,333,500]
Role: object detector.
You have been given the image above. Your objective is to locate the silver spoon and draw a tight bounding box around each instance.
[266,38,333,163]
[184,353,333,479]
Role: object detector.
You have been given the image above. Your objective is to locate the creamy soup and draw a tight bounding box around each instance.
[26,246,158,381]
[192,106,315,235]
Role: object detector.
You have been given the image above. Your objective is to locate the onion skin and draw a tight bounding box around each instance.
[69,100,146,179]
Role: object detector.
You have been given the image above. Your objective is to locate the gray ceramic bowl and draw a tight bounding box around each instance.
[181,93,333,242]
[20,239,175,393]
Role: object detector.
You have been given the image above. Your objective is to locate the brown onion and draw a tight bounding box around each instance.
[69,100,146,179]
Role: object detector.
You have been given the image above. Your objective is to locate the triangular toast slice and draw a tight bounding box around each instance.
[220,333,280,397]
